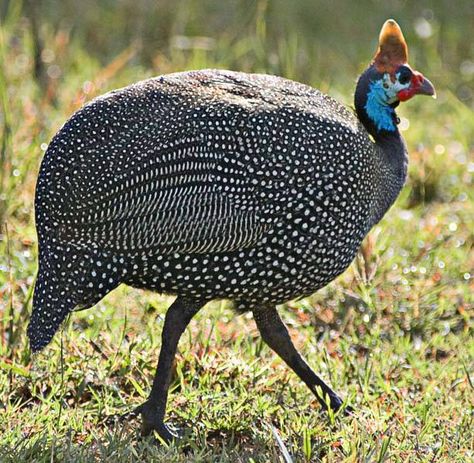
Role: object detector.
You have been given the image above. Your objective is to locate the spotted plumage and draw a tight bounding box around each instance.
[29,19,435,439]
[30,69,399,349]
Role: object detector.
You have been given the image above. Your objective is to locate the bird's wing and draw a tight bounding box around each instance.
[59,142,274,255]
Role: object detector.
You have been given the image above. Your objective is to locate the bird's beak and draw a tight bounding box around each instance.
[415,75,436,98]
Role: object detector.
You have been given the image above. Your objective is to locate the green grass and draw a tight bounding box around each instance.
[1,2,473,462]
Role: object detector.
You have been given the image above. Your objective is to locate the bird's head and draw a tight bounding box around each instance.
[355,19,436,135]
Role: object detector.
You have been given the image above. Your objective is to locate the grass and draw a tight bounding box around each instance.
[0,2,473,462]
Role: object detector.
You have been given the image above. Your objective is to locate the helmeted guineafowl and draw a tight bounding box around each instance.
[29,19,435,440]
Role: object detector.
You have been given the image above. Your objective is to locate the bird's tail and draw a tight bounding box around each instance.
[28,244,76,352]
[28,240,122,352]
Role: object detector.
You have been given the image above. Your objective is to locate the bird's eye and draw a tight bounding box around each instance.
[398,66,412,85]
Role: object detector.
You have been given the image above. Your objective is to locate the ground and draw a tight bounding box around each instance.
[0,3,473,462]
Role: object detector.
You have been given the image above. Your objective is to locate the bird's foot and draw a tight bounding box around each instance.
[118,403,183,442]
[321,393,355,417]
[141,419,184,442]
[341,404,355,416]
[134,401,185,442]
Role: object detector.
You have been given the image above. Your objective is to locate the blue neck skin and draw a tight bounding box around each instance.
[364,80,397,132]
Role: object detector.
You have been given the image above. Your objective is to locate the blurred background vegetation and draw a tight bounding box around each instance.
[1,0,474,99]
[0,1,473,461]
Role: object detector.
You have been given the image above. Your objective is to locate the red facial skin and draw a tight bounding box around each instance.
[397,71,435,101]
[397,72,424,101]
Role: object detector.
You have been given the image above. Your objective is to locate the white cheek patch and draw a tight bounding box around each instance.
[382,73,410,103]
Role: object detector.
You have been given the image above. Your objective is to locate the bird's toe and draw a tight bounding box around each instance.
[139,402,185,442]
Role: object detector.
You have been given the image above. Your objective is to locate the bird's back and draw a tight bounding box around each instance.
[38,69,376,249]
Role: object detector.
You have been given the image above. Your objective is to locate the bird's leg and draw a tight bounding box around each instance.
[253,306,351,414]
[138,297,203,441]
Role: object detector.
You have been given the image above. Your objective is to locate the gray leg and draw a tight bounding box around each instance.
[253,306,350,413]
[139,296,203,440]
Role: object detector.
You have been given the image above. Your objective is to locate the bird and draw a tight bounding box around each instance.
[29,19,435,441]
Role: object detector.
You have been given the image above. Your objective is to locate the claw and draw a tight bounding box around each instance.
[117,402,184,442]
[342,404,355,416]
[142,421,184,442]
[137,401,185,442]
[321,392,355,417]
